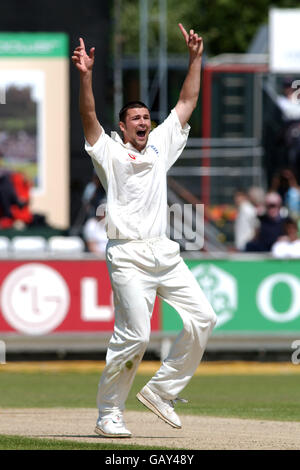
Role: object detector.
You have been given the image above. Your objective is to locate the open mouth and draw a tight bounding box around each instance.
[136,130,146,138]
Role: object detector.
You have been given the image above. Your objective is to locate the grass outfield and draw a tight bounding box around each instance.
[0,435,174,451]
[0,364,300,421]
[1,362,300,450]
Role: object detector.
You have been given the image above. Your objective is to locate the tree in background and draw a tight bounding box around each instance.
[120,0,300,56]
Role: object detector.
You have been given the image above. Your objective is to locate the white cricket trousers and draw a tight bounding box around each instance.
[97,236,217,418]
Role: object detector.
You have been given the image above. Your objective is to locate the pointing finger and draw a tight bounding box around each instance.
[79,37,85,50]
[178,23,189,43]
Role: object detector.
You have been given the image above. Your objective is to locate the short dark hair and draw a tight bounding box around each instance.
[284,217,298,229]
[119,101,150,123]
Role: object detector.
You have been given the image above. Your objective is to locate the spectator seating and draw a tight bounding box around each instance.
[0,236,10,254]
[11,236,47,254]
[0,235,86,255]
[47,236,85,254]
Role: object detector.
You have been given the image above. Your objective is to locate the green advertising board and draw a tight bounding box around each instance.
[0,33,68,57]
[162,259,300,335]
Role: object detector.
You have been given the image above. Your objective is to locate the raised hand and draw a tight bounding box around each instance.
[178,23,203,58]
[72,37,95,73]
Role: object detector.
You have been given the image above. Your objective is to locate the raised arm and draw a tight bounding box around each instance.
[175,24,204,128]
[72,38,102,146]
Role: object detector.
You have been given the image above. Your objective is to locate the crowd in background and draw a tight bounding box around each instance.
[1,162,300,258]
[1,74,300,257]
[0,166,33,229]
[234,168,300,257]
[233,77,300,258]
[80,173,108,256]
[80,165,300,258]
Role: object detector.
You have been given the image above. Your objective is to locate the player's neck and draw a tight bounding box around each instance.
[123,136,147,152]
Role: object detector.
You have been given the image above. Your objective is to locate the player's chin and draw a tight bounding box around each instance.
[136,134,148,145]
[140,130,150,140]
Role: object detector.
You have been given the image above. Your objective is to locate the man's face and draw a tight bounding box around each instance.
[119,107,151,152]
[286,223,298,241]
[266,201,281,219]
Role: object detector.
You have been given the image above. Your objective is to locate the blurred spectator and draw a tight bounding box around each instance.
[70,172,106,236]
[271,169,300,220]
[82,200,108,255]
[0,171,24,218]
[277,77,300,181]
[272,217,300,258]
[82,172,105,219]
[245,192,286,252]
[248,186,266,216]
[0,169,31,229]
[234,190,258,251]
[277,77,300,121]
[234,187,265,251]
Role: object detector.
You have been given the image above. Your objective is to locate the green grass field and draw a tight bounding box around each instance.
[0,434,174,451]
[1,366,300,449]
[1,370,300,421]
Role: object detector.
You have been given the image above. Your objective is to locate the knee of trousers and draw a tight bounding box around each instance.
[204,305,218,328]
[210,311,218,328]
[128,332,150,354]
[191,305,218,330]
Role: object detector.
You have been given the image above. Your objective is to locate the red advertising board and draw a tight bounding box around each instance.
[0,260,161,335]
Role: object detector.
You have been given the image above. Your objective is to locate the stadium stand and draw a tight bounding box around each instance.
[47,236,85,254]
[11,236,47,254]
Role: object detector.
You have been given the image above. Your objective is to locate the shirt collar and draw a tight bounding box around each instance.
[110,131,148,154]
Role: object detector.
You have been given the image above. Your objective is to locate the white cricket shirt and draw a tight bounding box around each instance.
[85,108,190,240]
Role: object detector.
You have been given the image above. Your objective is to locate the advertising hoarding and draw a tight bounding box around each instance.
[0,260,160,335]
[163,259,300,335]
[0,33,69,229]
[269,8,300,73]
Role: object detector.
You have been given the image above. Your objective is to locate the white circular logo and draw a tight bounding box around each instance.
[257,273,300,323]
[191,264,237,328]
[1,263,70,335]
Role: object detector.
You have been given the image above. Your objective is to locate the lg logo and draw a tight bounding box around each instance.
[1,264,70,335]
[1,263,114,336]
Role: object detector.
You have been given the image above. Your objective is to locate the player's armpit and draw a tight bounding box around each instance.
[174,100,194,129]
[81,111,102,147]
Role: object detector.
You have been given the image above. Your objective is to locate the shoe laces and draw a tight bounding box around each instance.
[170,397,188,408]
[100,414,125,427]
[113,414,125,424]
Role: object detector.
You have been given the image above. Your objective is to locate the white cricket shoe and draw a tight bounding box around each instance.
[136,385,182,429]
[95,414,132,438]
